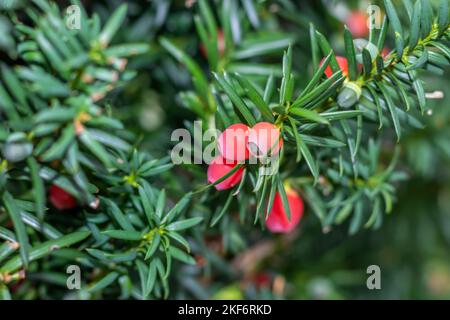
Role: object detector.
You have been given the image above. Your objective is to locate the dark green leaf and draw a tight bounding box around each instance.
[362,49,372,78]
[280,45,293,104]
[99,4,127,46]
[162,192,192,224]
[344,27,358,80]
[169,246,196,265]
[234,74,274,122]
[145,233,161,260]
[377,82,401,140]
[167,217,203,231]
[290,108,329,124]
[211,191,234,227]
[79,130,112,167]
[277,178,291,221]
[315,31,339,72]
[408,0,421,49]
[420,0,433,38]
[438,0,449,35]
[288,117,302,162]
[89,272,119,293]
[27,158,45,220]
[102,230,142,241]
[407,70,426,113]
[320,110,363,121]
[309,23,320,71]
[384,0,404,59]
[263,74,276,104]
[349,201,363,235]
[213,73,256,126]
[104,198,135,231]
[377,16,389,51]
[298,136,319,181]
[0,231,90,273]
[41,124,75,161]
[1,192,29,268]
[160,37,209,99]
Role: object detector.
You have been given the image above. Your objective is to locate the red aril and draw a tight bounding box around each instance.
[252,272,272,290]
[207,156,244,190]
[321,56,349,78]
[247,122,283,157]
[346,11,369,38]
[49,185,77,210]
[266,189,304,233]
[217,123,250,163]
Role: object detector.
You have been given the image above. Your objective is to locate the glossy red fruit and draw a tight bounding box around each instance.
[346,11,369,38]
[49,185,77,210]
[200,30,225,58]
[247,122,283,157]
[207,156,244,191]
[217,123,250,163]
[266,189,304,233]
[321,56,349,78]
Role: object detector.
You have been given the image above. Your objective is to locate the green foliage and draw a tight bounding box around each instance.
[0,0,449,300]
[0,0,201,299]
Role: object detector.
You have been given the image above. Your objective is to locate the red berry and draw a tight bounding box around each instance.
[252,272,272,290]
[381,47,390,58]
[266,189,304,233]
[207,156,244,190]
[321,56,349,78]
[49,185,77,210]
[247,122,283,157]
[5,219,13,228]
[200,30,225,58]
[346,11,369,38]
[218,123,250,163]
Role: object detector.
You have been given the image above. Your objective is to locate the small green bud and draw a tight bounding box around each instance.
[353,39,379,64]
[2,132,33,163]
[338,82,362,108]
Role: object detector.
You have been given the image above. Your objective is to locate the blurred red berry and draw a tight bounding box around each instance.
[5,219,13,228]
[49,185,77,210]
[381,47,390,58]
[218,123,250,163]
[207,156,244,190]
[346,10,369,38]
[195,255,206,267]
[266,189,304,233]
[247,122,283,157]
[321,56,349,78]
[252,272,272,289]
[217,30,225,55]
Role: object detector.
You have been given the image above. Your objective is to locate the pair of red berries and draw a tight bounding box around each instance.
[207,123,303,233]
[207,122,283,191]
